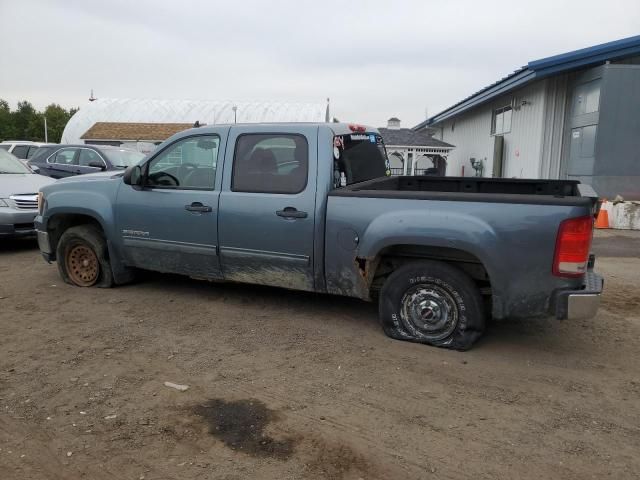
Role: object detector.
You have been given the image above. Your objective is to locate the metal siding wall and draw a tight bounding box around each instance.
[540,75,568,179]
[439,110,494,176]
[503,82,545,178]
[438,81,546,178]
[589,64,640,199]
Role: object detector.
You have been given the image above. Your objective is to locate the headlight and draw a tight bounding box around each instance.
[37,192,44,214]
[0,198,9,207]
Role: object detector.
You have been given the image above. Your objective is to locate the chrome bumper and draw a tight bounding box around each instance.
[555,271,604,320]
[37,229,55,262]
[37,230,52,254]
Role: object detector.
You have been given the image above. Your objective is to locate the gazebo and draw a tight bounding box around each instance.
[378,117,454,176]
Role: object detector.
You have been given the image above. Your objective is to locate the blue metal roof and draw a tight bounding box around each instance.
[414,35,640,130]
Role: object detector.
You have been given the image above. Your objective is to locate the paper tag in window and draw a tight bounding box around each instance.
[572,130,581,139]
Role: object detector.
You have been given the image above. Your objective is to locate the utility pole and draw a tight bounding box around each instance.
[44,116,48,143]
[232,105,237,123]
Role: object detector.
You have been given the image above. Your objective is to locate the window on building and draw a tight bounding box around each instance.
[491,105,512,135]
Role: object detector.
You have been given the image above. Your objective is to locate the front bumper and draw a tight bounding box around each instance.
[0,208,38,237]
[555,270,604,320]
[36,229,55,262]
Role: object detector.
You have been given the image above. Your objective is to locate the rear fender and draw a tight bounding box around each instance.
[356,210,507,315]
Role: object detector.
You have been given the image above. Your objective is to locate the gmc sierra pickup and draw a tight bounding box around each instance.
[35,123,603,350]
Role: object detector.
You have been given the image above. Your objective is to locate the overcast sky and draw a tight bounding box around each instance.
[1,0,639,127]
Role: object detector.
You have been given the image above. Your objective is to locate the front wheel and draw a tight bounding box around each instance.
[378,260,485,350]
[56,225,114,288]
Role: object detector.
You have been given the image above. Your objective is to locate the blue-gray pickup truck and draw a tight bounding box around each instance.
[35,123,603,350]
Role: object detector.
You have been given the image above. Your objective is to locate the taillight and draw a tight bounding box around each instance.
[552,216,593,277]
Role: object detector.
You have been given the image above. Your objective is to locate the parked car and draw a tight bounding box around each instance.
[0,141,52,162]
[34,123,603,350]
[0,149,55,237]
[28,145,145,179]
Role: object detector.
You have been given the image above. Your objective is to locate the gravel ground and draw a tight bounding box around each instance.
[1,231,639,480]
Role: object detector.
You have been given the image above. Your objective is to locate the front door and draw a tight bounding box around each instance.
[77,148,108,175]
[115,131,226,279]
[218,125,317,291]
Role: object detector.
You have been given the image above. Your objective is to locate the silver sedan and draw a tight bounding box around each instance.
[0,149,55,237]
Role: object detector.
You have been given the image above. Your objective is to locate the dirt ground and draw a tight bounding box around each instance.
[1,231,639,480]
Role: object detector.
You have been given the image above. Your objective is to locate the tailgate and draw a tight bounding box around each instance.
[577,183,601,217]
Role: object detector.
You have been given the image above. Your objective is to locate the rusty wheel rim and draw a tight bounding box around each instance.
[65,244,99,286]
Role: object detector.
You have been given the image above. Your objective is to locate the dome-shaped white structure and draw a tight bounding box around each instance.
[61,98,329,144]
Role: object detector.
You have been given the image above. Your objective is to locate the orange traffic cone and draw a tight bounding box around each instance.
[595,200,610,229]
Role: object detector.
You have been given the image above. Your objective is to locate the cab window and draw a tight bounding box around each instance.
[146,135,219,189]
[232,134,308,194]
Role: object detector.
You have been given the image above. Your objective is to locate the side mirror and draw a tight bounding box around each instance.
[123,165,143,186]
[30,165,40,173]
[88,161,106,171]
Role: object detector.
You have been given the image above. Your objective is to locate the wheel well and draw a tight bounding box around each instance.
[365,244,492,295]
[47,214,104,258]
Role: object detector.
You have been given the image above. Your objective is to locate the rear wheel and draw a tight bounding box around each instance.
[378,260,485,350]
[56,225,113,288]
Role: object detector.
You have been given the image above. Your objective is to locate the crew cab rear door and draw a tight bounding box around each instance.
[218,125,318,291]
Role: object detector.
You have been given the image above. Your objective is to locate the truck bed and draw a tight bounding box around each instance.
[331,176,599,208]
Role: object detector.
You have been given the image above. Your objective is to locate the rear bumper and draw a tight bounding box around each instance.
[555,270,604,320]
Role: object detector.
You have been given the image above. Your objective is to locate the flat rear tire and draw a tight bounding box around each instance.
[378,260,485,350]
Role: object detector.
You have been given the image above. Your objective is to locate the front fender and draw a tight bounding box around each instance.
[43,190,115,233]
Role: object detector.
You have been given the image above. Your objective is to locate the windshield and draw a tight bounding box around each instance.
[0,149,32,174]
[332,132,390,187]
[104,149,146,168]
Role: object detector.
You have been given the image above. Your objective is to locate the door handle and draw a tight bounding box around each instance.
[276,207,307,219]
[185,202,212,213]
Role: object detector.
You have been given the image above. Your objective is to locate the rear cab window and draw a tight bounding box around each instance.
[332,129,389,188]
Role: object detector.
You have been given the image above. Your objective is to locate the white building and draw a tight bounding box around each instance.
[414,35,640,199]
[378,118,454,176]
[62,98,330,146]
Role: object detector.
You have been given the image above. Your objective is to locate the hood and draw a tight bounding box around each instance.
[56,171,124,184]
[0,173,56,196]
